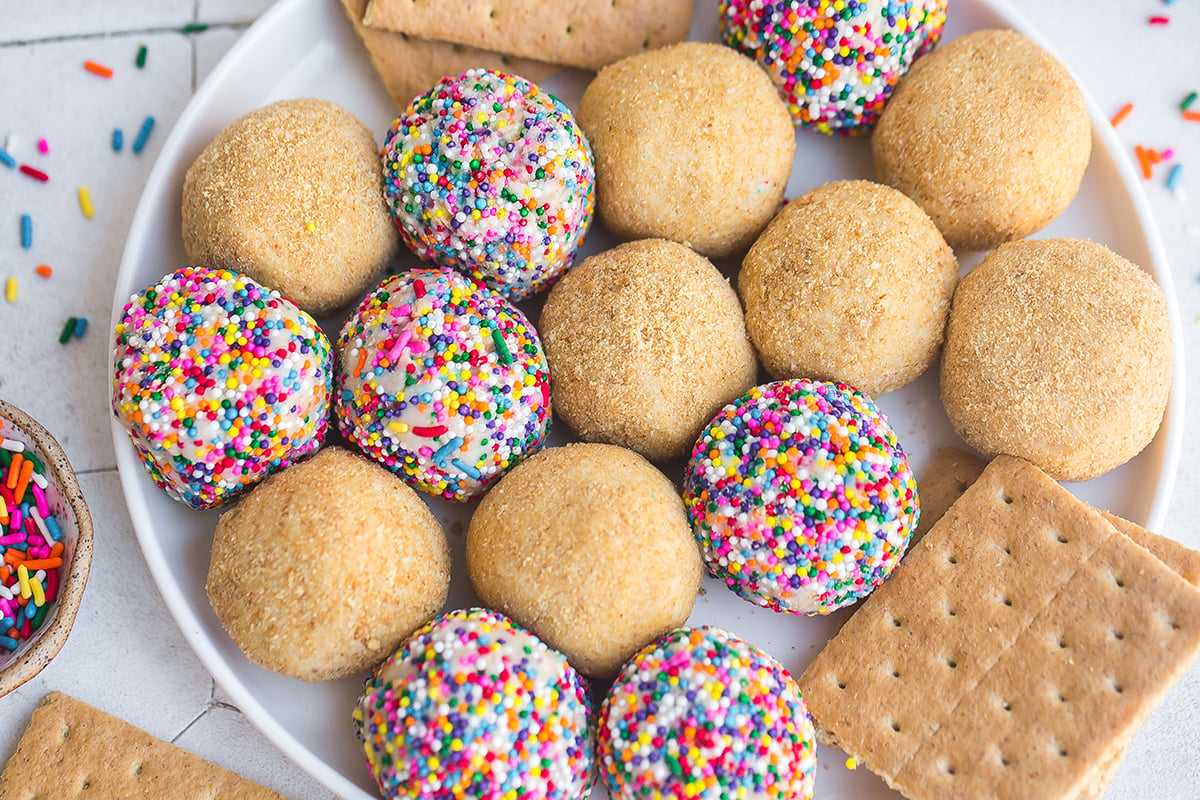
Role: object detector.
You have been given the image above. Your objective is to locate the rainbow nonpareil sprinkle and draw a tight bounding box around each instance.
[382,69,595,300]
[720,0,948,135]
[598,627,817,800]
[335,267,551,501]
[111,267,332,510]
[684,378,918,616]
[354,607,595,800]
[0,440,66,658]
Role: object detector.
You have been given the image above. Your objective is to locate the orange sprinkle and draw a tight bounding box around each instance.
[13,459,33,504]
[83,60,113,78]
[1183,110,1200,122]
[3,550,25,567]
[1135,145,1153,180]
[1110,102,1134,127]
[35,265,52,278]
[19,558,62,571]
[353,348,368,378]
[6,454,22,490]
[0,567,8,582]
[50,542,64,558]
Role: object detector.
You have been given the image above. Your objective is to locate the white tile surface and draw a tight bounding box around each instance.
[1,1,1199,799]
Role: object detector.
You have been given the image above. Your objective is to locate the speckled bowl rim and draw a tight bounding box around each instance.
[0,397,94,698]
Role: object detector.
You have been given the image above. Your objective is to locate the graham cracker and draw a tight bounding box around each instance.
[800,455,1200,800]
[918,447,1200,586]
[0,692,284,799]
[340,0,555,111]
[362,0,694,71]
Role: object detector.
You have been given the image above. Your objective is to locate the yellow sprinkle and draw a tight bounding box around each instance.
[845,757,858,771]
[17,564,31,599]
[78,185,94,219]
[31,577,45,607]
[4,277,16,304]
[305,221,316,232]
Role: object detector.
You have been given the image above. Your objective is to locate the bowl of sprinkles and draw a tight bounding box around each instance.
[0,397,93,698]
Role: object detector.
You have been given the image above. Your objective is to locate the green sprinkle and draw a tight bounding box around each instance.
[59,317,77,344]
[181,22,209,33]
[136,44,148,68]
[1184,91,1198,112]
[492,329,512,365]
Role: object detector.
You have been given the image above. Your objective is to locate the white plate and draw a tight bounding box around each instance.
[110,0,1185,797]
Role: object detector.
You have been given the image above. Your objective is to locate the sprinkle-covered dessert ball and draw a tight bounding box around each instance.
[739,180,957,397]
[111,266,332,510]
[942,239,1172,482]
[335,267,551,501]
[207,448,450,681]
[182,98,399,314]
[382,69,595,300]
[577,42,794,258]
[354,607,596,800]
[467,443,703,679]
[721,0,947,134]
[684,379,918,616]
[598,627,816,800]
[873,29,1091,249]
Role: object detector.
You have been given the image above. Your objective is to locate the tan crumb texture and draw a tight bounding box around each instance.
[362,0,693,71]
[181,98,399,314]
[739,180,957,397]
[940,238,1172,482]
[339,0,555,111]
[0,691,284,799]
[466,442,702,679]
[540,239,757,461]
[799,455,1200,800]
[872,29,1091,251]
[206,447,450,681]
[918,447,1200,587]
[577,42,794,258]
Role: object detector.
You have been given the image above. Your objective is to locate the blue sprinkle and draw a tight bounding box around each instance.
[112,128,124,152]
[0,636,17,651]
[451,458,481,479]
[1167,163,1183,192]
[20,214,32,249]
[0,148,14,169]
[432,436,464,465]
[44,517,62,542]
[0,617,11,629]
[73,317,88,338]
[132,115,156,154]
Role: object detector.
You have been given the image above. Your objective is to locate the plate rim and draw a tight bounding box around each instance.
[107,0,1186,797]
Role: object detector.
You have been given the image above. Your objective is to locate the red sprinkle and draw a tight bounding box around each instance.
[19,165,49,183]
[83,60,114,78]
[1149,15,1169,25]
[413,279,427,299]
[411,425,448,438]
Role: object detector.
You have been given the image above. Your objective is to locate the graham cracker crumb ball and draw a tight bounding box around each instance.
[739,180,957,397]
[873,29,1091,250]
[540,239,758,461]
[206,447,450,681]
[182,98,398,314]
[577,41,794,258]
[941,239,1172,482]
[467,443,702,678]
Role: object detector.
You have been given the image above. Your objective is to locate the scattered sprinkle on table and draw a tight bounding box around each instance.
[1184,110,1200,123]
[846,757,858,771]
[77,187,94,220]
[4,135,14,152]
[1183,92,1197,112]
[35,138,48,155]
[18,165,48,183]
[135,44,147,69]
[1110,102,1134,127]
[1167,163,1184,192]
[131,116,155,154]
[0,441,66,655]
[1148,15,1170,25]
[83,60,113,78]
[111,129,123,152]
[72,318,87,339]
[58,318,77,345]
[0,149,13,169]
[20,215,32,249]
[35,266,51,279]
[181,22,209,33]
[1135,145,1173,180]
[5,278,16,304]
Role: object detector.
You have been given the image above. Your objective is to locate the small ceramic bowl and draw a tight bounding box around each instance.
[0,397,93,698]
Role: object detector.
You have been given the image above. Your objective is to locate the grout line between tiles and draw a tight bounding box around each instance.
[0,23,251,49]
[75,466,120,476]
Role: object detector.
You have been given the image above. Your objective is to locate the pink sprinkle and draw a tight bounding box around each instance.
[9,509,21,531]
[36,138,48,155]
[31,483,48,519]
[0,533,24,546]
[1162,148,1176,160]
[1149,15,1170,24]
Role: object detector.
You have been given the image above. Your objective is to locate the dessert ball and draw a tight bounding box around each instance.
[182,98,398,314]
[941,239,1172,482]
[739,180,957,396]
[111,266,331,510]
[382,69,595,300]
[599,627,816,800]
[540,240,758,461]
[721,0,947,134]
[354,608,595,800]
[206,447,449,681]
[577,42,794,258]
[335,267,551,501]
[467,443,702,678]
[684,379,918,615]
[873,29,1092,250]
